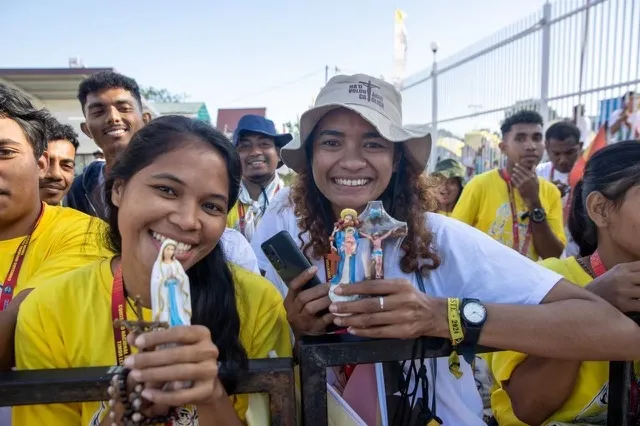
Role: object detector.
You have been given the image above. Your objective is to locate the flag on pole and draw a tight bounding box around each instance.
[393,9,408,90]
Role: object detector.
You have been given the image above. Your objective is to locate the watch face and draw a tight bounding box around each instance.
[463,302,487,325]
[531,208,546,222]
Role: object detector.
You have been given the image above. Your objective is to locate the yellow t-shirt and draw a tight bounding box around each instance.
[0,204,109,299]
[490,257,636,425]
[451,169,566,260]
[13,258,292,425]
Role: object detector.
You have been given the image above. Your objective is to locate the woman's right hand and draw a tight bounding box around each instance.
[284,266,335,337]
[586,261,640,312]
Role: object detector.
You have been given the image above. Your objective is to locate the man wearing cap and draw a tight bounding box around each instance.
[227,114,292,242]
[432,158,466,216]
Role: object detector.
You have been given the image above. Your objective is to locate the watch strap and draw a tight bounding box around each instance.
[459,299,485,364]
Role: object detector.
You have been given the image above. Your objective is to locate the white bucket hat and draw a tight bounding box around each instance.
[280,73,432,173]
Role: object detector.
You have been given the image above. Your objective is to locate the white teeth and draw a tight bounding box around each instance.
[334,178,370,187]
[151,232,192,252]
[107,129,125,136]
[248,161,265,166]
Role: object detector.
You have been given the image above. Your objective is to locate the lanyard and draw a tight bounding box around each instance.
[499,170,532,256]
[550,166,555,182]
[111,264,131,366]
[588,251,640,421]
[237,184,280,236]
[0,203,45,311]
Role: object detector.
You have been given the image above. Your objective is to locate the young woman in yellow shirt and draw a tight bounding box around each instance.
[490,140,640,425]
[13,116,291,426]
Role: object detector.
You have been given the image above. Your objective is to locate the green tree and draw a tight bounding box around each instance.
[283,117,300,139]
[141,86,190,103]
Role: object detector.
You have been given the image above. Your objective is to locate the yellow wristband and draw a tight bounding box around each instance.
[447,297,465,346]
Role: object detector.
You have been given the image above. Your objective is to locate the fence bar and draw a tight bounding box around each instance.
[0,358,296,426]
[298,333,497,426]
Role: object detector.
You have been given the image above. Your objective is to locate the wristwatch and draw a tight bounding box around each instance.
[529,207,547,223]
[459,298,488,364]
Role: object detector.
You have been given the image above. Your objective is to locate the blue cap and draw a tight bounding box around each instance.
[232,115,293,147]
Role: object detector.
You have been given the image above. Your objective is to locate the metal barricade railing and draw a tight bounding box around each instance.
[0,357,296,426]
[299,333,635,426]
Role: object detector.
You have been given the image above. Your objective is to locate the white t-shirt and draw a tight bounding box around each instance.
[251,188,562,426]
[221,228,260,274]
[535,162,579,258]
[608,109,640,143]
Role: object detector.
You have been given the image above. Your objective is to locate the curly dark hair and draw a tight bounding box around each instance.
[289,139,441,276]
[78,71,142,111]
[44,116,80,149]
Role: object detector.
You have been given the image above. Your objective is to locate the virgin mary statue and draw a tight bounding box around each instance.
[151,239,192,326]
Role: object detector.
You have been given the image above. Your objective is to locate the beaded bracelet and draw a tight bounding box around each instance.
[107,368,178,425]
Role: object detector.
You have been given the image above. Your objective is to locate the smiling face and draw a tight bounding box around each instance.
[311,109,396,217]
[0,117,48,229]
[39,139,76,205]
[436,177,462,208]
[81,88,146,164]
[235,132,280,184]
[111,139,230,275]
[500,122,545,170]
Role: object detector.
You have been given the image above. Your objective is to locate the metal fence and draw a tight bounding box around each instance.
[401,0,640,173]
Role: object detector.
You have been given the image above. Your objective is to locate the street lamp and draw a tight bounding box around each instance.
[429,41,439,172]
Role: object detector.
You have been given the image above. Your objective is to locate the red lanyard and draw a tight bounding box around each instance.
[589,251,640,420]
[0,203,45,311]
[499,170,532,256]
[237,184,281,236]
[550,166,555,182]
[111,264,131,366]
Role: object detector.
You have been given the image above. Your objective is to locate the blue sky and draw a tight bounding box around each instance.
[2,0,550,129]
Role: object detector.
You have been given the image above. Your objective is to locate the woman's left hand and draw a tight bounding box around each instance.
[328,279,435,339]
[125,325,222,407]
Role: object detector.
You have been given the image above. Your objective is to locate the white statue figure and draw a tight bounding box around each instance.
[151,239,192,327]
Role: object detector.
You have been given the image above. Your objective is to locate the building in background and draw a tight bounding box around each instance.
[0,67,159,172]
[215,107,266,138]
[153,102,211,123]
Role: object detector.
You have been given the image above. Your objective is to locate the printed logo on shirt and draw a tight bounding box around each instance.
[487,202,533,258]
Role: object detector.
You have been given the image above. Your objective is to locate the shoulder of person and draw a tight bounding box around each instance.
[268,186,293,213]
[20,258,106,313]
[535,161,551,177]
[538,177,562,197]
[230,264,283,314]
[423,212,563,303]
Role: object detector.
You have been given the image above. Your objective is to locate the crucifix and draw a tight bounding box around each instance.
[357,201,408,280]
[113,296,169,348]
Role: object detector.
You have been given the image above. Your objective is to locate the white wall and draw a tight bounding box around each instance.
[42,99,98,155]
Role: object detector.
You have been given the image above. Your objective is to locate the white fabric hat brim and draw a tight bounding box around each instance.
[281,103,432,174]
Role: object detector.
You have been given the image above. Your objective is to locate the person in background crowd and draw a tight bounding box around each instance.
[251,74,640,425]
[452,110,565,260]
[536,120,582,257]
[490,140,640,426]
[66,71,151,219]
[573,104,593,149]
[92,149,104,161]
[226,115,292,242]
[432,158,465,216]
[39,116,79,206]
[13,116,290,425]
[65,72,259,273]
[609,91,639,143]
[0,84,109,371]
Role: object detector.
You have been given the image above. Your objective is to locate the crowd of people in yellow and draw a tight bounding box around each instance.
[1,69,640,426]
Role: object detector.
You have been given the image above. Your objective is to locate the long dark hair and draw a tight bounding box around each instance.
[104,115,247,369]
[568,140,640,257]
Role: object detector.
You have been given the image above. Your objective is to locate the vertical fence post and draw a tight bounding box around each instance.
[539,1,552,122]
[429,43,439,172]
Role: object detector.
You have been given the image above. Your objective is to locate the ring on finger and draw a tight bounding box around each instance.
[379,296,384,311]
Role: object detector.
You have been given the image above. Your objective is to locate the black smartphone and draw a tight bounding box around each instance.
[261,231,342,333]
[261,231,323,291]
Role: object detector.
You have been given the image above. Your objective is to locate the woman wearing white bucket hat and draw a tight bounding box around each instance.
[251,74,640,425]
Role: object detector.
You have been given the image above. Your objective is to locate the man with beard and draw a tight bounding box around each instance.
[39,117,79,206]
[227,115,292,242]
[452,110,565,260]
[66,71,150,219]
